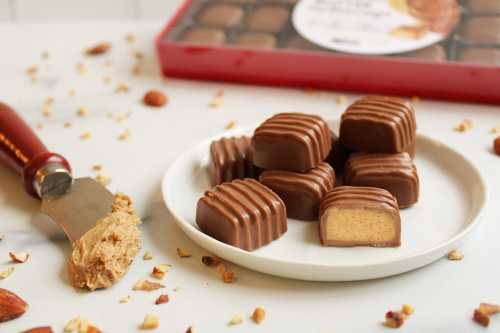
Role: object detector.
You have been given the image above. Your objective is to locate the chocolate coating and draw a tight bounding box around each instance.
[344,152,419,208]
[234,33,276,49]
[319,186,401,247]
[401,44,447,62]
[460,17,500,44]
[198,4,244,28]
[252,113,332,172]
[180,27,226,45]
[196,179,287,251]
[209,136,259,186]
[464,0,500,13]
[245,5,290,33]
[259,162,335,220]
[457,48,500,66]
[339,96,417,154]
[327,132,351,175]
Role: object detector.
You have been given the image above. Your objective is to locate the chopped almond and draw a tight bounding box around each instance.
[384,311,404,328]
[141,314,159,330]
[177,248,191,258]
[133,279,165,292]
[9,252,29,263]
[80,132,91,140]
[26,65,38,76]
[454,119,473,132]
[151,264,171,279]
[64,317,93,332]
[125,33,135,43]
[222,271,235,283]
[36,123,44,131]
[143,251,153,260]
[335,95,347,105]
[474,309,490,327]
[155,294,169,305]
[401,304,415,316]
[77,107,89,117]
[216,263,226,275]
[64,122,72,128]
[85,42,111,55]
[42,104,52,117]
[201,255,221,267]
[225,121,236,130]
[115,83,129,93]
[208,97,223,108]
[87,326,102,333]
[447,250,463,261]
[95,174,111,186]
[252,307,266,324]
[118,129,131,141]
[479,303,500,316]
[490,126,500,134]
[119,295,131,304]
[0,267,14,280]
[41,51,50,60]
[91,165,103,172]
[228,314,243,326]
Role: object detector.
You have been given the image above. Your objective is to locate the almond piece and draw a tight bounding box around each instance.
[143,251,153,260]
[228,314,243,325]
[141,314,159,329]
[133,279,165,292]
[384,311,404,328]
[177,248,191,258]
[119,296,131,304]
[252,307,266,324]
[222,271,235,284]
[0,267,14,280]
[143,90,167,107]
[87,325,102,333]
[401,304,415,316]
[0,288,28,322]
[10,252,29,263]
[201,255,221,267]
[224,121,236,130]
[85,42,111,55]
[447,250,463,261]
[21,327,54,333]
[151,264,170,279]
[473,309,490,327]
[155,294,169,305]
[479,303,500,316]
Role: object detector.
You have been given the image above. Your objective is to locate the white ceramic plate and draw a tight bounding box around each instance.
[162,121,486,281]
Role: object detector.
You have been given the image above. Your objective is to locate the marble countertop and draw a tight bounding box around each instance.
[1,20,500,333]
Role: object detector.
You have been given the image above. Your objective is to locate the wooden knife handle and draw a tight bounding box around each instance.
[0,102,71,198]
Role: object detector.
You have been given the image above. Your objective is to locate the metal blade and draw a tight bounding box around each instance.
[41,177,114,242]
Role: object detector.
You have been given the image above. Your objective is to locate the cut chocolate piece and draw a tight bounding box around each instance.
[198,4,244,28]
[460,17,500,44]
[180,27,226,45]
[319,186,401,247]
[245,5,290,33]
[344,152,419,208]
[209,136,258,186]
[457,48,500,66]
[340,96,417,154]
[259,162,335,220]
[196,179,287,251]
[234,33,276,49]
[252,113,332,172]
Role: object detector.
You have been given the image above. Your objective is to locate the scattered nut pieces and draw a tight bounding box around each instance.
[225,121,236,130]
[115,83,130,94]
[85,42,111,56]
[454,119,473,132]
[479,303,500,316]
[9,252,29,263]
[222,271,235,283]
[474,309,490,327]
[133,279,165,292]
[335,95,347,105]
[77,107,89,117]
[216,263,226,275]
[125,33,135,43]
[177,248,191,258]
[36,123,44,131]
[151,264,170,279]
[118,129,131,141]
[143,90,167,107]
[384,311,405,328]
[80,132,92,140]
[119,296,131,304]
[490,126,500,134]
[26,65,38,77]
[185,326,196,333]
[0,288,28,322]
[228,314,244,326]
[91,164,103,172]
[252,307,266,324]
[132,50,144,60]
[41,51,50,60]
[64,122,72,128]
[95,174,111,186]
[76,62,88,74]
[64,317,88,332]
[494,137,500,156]
[202,255,221,267]
[401,304,415,316]
[155,294,169,305]
[447,249,464,261]
[141,314,159,330]
[42,104,52,117]
[0,267,14,280]
[208,96,223,108]
[143,251,153,260]
[21,326,54,333]
[87,326,102,333]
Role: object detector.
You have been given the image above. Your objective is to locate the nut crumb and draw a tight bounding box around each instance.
[26,65,38,76]
[454,119,473,132]
[208,96,223,108]
[132,50,144,60]
[87,326,102,333]
[91,164,103,172]
[125,33,135,43]
[474,309,490,327]
[115,83,129,93]
[119,296,131,304]
[141,314,159,330]
[155,294,169,305]
[0,267,14,280]
[252,307,266,324]
[401,304,414,316]
[76,62,88,74]
[118,129,131,141]
[9,252,29,263]
[85,42,111,56]
[80,132,92,140]
[447,250,463,261]
[185,326,196,333]
[69,89,76,96]
[133,279,165,291]
[384,311,404,328]
[64,317,98,333]
[36,123,44,131]
[132,64,141,76]
[228,314,243,326]
[335,95,347,105]
[177,248,191,258]
[143,251,153,260]
[21,327,54,333]
[41,51,50,60]
[151,264,171,279]
[42,104,52,117]
[202,255,221,267]
[490,126,500,134]
[64,122,72,128]
[222,271,235,283]
[216,263,226,275]
[95,174,111,186]
[77,107,89,117]
[225,121,236,130]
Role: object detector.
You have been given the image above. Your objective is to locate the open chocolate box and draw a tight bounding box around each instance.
[156,0,500,104]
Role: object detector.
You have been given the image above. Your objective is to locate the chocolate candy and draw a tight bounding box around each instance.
[198,4,244,28]
[464,0,500,13]
[319,186,401,247]
[344,152,419,208]
[196,179,287,251]
[245,5,290,33]
[234,33,277,49]
[340,96,416,154]
[460,17,500,44]
[259,162,335,220]
[402,44,447,62]
[457,48,500,66]
[252,113,332,172]
[180,27,226,45]
[209,136,258,186]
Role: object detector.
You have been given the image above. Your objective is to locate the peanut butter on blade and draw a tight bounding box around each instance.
[68,193,142,290]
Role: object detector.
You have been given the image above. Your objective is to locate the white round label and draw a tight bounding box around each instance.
[292,0,453,55]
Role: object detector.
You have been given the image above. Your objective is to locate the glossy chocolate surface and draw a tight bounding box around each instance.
[196,179,287,251]
[209,136,258,186]
[344,152,419,208]
[259,162,335,220]
[252,113,332,172]
[340,96,417,154]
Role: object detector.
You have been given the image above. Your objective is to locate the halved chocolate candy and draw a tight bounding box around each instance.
[340,96,416,154]
[319,186,401,247]
[196,179,287,251]
[208,136,258,186]
[344,152,419,208]
[259,162,335,221]
[252,113,332,172]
